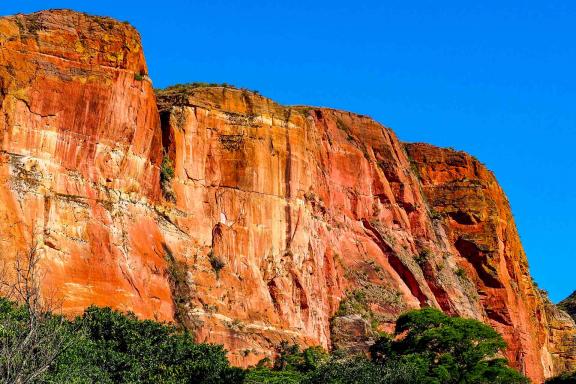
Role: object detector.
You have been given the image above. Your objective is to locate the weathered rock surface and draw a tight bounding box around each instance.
[0,9,167,319]
[405,144,576,381]
[0,9,574,383]
[560,292,576,320]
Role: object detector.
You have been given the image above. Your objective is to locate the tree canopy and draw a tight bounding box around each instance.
[0,300,528,384]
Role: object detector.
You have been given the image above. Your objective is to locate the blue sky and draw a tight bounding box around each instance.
[1,1,574,302]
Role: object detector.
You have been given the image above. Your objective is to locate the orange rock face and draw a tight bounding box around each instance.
[0,10,574,383]
[405,144,576,382]
[0,10,168,319]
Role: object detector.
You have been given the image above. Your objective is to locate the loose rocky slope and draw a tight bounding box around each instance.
[0,9,574,383]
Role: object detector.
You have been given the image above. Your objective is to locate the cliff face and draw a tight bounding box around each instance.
[0,10,574,383]
[405,144,576,380]
[0,10,168,318]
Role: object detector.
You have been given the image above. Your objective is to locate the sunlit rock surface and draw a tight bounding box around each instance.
[0,10,574,383]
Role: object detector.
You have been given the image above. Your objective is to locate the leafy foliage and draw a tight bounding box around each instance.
[370,308,528,384]
[304,355,428,384]
[0,298,73,383]
[160,154,176,201]
[244,343,328,384]
[247,309,527,384]
[208,251,225,276]
[546,371,576,383]
[45,306,244,383]
[0,297,527,384]
[160,155,175,183]
[274,343,328,372]
[244,367,305,384]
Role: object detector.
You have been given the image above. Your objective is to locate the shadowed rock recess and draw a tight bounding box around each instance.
[0,9,574,383]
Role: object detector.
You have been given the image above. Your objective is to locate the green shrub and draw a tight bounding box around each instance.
[244,367,304,384]
[0,297,528,384]
[208,251,225,276]
[160,155,175,182]
[160,154,176,201]
[304,355,428,384]
[370,308,528,384]
[546,372,576,383]
[415,249,431,266]
[46,306,244,383]
[455,267,468,279]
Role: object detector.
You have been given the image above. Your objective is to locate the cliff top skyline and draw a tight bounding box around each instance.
[0,1,574,303]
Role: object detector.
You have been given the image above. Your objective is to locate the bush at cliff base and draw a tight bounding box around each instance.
[0,298,528,383]
[546,372,576,383]
[245,308,528,384]
[45,306,245,383]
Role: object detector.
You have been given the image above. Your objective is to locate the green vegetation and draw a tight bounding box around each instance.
[48,306,244,383]
[370,307,528,384]
[160,154,175,182]
[158,82,260,95]
[546,372,576,383]
[163,245,198,330]
[0,299,243,383]
[160,154,176,201]
[208,250,225,276]
[415,249,431,266]
[244,343,329,384]
[134,71,147,81]
[455,267,468,279]
[244,309,527,383]
[0,297,527,383]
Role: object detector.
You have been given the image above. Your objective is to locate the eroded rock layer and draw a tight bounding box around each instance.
[0,9,167,318]
[405,144,576,381]
[0,10,574,383]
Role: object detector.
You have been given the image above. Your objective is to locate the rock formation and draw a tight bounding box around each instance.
[0,9,574,383]
[560,292,576,320]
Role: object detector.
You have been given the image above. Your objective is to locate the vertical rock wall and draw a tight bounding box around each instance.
[0,10,573,383]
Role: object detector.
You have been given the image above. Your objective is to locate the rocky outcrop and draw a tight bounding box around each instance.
[544,297,576,376]
[560,292,576,320]
[0,9,167,319]
[405,144,576,381]
[0,9,574,383]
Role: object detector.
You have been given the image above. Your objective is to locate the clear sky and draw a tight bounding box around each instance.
[1,1,574,302]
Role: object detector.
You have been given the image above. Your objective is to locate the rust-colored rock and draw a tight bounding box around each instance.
[0,9,168,320]
[405,143,576,382]
[0,10,575,383]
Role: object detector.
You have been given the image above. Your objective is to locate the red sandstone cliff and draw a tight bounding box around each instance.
[0,10,574,383]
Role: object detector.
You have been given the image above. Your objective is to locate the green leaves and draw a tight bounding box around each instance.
[546,370,576,383]
[45,306,244,383]
[372,308,527,384]
[0,298,529,384]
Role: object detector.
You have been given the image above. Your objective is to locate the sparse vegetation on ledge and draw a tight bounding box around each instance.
[160,153,176,202]
[208,249,225,277]
[157,82,260,95]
